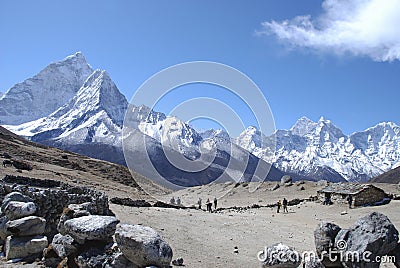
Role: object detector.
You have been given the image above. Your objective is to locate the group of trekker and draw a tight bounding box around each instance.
[323,194,353,208]
[169,196,181,206]
[276,198,288,213]
[197,197,217,212]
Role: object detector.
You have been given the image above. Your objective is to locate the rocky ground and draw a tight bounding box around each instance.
[111,181,400,268]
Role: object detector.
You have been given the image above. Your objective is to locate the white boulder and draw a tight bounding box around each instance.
[61,215,119,244]
[6,216,46,237]
[3,201,36,220]
[5,235,48,260]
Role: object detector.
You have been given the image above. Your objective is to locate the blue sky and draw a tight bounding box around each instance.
[1,0,400,135]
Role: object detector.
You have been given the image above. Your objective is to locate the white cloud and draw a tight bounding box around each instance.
[259,0,400,61]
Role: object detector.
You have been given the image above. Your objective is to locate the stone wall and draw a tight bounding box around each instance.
[353,186,386,206]
[0,175,113,237]
[318,186,387,207]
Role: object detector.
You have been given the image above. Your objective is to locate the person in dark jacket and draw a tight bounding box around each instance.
[283,198,288,213]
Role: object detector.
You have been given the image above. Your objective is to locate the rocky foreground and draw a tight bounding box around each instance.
[0,177,173,267]
[0,176,399,267]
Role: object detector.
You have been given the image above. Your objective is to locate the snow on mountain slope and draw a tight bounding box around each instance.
[235,117,400,182]
[0,52,93,125]
[6,69,128,147]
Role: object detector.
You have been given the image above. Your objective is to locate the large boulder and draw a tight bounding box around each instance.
[115,223,173,268]
[1,192,33,212]
[335,212,399,268]
[314,222,341,267]
[3,201,36,220]
[5,235,48,260]
[6,216,46,236]
[281,175,292,185]
[61,215,119,244]
[51,233,78,259]
[258,243,301,268]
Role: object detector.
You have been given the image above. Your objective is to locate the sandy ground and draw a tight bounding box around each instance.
[111,181,400,268]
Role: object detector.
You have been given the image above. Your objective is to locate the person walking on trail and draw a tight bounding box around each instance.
[283,198,288,213]
[176,197,181,206]
[198,198,202,210]
[213,197,218,210]
[347,195,353,209]
[206,198,212,212]
[277,200,282,213]
[170,197,175,205]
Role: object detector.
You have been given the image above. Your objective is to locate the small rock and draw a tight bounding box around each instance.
[5,235,48,260]
[172,257,184,266]
[3,201,37,220]
[42,245,62,268]
[115,223,173,268]
[317,180,328,187]
[75,247,108,267]
[271,184,280,191]
[6,216,46,236]
[281,175,292,184]
[68,202,94,217]
[340,211,348,215]
[51,233,77,259]
[108,251,138,268]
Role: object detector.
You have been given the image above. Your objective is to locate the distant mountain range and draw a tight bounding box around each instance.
[2,52,400,185]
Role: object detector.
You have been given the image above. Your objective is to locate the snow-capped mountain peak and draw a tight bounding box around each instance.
[0,52,93,125]
[49,69,128,127]
[5,67,128,147]
[236,117,400,182]
[290,116,317,136]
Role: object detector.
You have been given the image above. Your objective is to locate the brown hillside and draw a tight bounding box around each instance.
[370,166,400,184]
[0,126,169,199]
